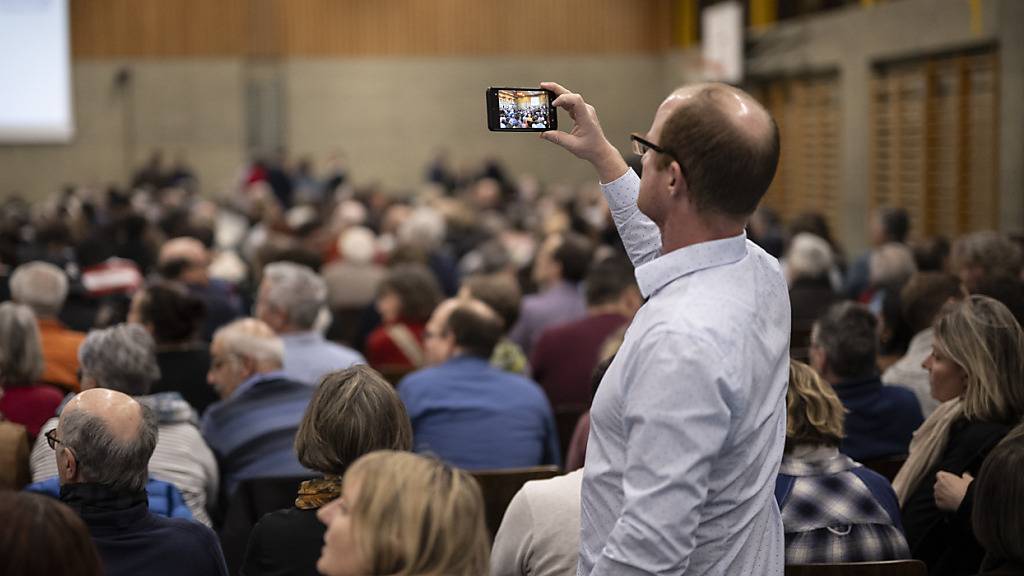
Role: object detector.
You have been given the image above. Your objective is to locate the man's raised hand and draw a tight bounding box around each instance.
[539,82,628,184]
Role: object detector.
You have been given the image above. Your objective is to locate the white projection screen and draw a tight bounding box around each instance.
[0,0,73,143]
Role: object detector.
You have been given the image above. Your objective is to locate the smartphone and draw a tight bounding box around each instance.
[486,87,557,132]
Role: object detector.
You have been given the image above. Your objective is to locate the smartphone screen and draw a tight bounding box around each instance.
[487,87,557,132]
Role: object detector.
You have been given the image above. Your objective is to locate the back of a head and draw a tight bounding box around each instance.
[879,207,910,244]
[338,226,377,265]
[660,83,780,217]
[295,365,413,476]
[461,274,521,331]
[158,236,208,269]
[584,255,637,308]
[10,261,69,317]
[262,261,327,330]
[972,431,1024,565]
[0,302,44,385]
[973,275,1024,329]
[553,232,594,284]
[213,317,285,368]
[343,451,489,576]
[899,272,963,335]
[785,360,845,451]
[934,295,1024,424]
[61,390,159,494]
[79,323,161,396]
[445,300,504,359]
[785,233,834,282]
[813,302,879,380]
[870,242,917,288]
[953,231,1023,284]
[135,282,207,344]
[378,264,443,324]
[0,492,102,576]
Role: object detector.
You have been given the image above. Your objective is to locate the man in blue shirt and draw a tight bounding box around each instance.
[810,301,924,460]
[201,318,313,495]
[398,298,559,470]
[255,261,365,386]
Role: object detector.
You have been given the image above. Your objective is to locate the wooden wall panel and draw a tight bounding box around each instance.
[71,0,672,57]
[72,0,248,57]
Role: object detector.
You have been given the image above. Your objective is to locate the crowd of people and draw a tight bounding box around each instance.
[0,80,1023,576]
[499,103,551,129]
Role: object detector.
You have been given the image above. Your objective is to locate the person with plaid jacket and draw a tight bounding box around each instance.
[776,361,910,564]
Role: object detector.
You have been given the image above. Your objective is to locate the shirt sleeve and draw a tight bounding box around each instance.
[490,486,535,576]
[590,329,733,576]
[600,169,662,268]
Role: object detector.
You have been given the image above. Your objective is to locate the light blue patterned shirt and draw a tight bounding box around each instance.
[280,331,365,386]
[578,169,790,576]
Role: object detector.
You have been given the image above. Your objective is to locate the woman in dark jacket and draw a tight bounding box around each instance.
[241,365,413,576]
[893,296,1024,576]
[128,281,219,414]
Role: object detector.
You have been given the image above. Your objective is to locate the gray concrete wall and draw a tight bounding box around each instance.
[0,59,246,199]
[746,0,1023,252]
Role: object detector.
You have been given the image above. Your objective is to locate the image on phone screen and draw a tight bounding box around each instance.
[487,87,557,132]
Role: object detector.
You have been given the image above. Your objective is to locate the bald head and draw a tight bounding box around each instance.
[56,388,158,492]
[425,297,503,364]
[654,83,779,218]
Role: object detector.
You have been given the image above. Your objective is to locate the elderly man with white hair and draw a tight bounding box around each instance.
[255,261,364,385]
[30,323,219,526]
[201,318,313,495]
[784,233,840,362]
[9,261,86,392]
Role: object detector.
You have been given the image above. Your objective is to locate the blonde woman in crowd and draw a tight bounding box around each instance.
[317,450,489,576]
[895,296,1024,576]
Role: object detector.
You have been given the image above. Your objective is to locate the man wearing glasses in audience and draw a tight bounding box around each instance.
[539,82,789,576]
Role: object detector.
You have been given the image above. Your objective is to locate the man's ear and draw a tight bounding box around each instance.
[61,447,78,481]
[668,161,687,198]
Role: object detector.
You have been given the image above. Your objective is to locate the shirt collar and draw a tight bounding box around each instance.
[280,331,322,344]
[234,370,288,398]
[635,232,749,299]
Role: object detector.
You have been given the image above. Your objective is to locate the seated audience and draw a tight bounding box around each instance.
[971,429,1024,576]
[399,298,559,469]
[810,301,923,460]
[256,261,364,385]
[158,236,243,341]
[31,323,218,525]
[460,273,529,374]
[785,233,840,362]
[366,264,443,371]
[509,232,592,356]
[0,491,103,576]
[894,296,1024,576]
[491,467,584,576]
[952,231,1022,293]
[777,361,909,564]
[870,242,918,357]
[882,273,964,417]
[844,207,910,299]
[128,281,220,414]
[531,255,638,410]
[48,389,227,576]
[316,450,489,576]
[242,365,413,576]
[0,302,64,438]
[10,261,86,392]
[202,318,313,495]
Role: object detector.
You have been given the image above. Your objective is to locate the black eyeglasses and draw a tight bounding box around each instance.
[45,428,64,451]
[630,133,688,181]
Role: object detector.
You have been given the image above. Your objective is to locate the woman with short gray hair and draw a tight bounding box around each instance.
[29,323,220,526]
[0,302,64,439]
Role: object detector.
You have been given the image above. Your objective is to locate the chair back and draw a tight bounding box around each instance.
[470,465,561,540]
[785,560,928,576]
[861,456,907,482]
[218,476,314,576]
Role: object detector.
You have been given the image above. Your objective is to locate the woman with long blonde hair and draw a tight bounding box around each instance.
[317,451,490,576]
[894,295,1024,576]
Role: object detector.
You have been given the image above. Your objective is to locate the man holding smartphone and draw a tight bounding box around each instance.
[538,81,789,576]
